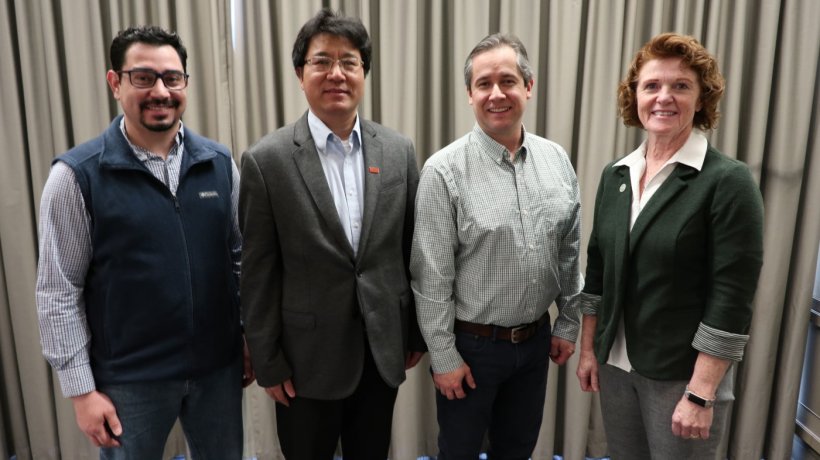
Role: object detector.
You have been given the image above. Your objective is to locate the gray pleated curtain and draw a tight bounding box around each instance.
[1,1,818,459]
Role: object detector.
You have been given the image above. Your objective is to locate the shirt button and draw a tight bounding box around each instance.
[529,244,535,250]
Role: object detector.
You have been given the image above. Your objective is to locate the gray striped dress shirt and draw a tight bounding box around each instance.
[410,124,583,374]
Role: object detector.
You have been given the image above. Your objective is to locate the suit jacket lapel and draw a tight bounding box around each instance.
[629,165,696,253]
[357,120,382,262]
[291,114,355,258]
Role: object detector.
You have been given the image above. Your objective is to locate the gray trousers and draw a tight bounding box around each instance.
[598,363,734,460]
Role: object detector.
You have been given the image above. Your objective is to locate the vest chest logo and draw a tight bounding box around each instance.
[198,190,220,199]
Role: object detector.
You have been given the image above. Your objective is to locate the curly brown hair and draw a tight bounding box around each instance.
[617,33,725,130]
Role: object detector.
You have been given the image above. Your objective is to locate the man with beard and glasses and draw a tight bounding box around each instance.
[35,26,253,459]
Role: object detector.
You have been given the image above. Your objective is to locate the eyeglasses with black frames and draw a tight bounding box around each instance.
[304,56,363,74]
[117,68,189,90]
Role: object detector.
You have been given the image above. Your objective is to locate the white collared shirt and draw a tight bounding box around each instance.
[307,110,365,255]
[607,129,708,371]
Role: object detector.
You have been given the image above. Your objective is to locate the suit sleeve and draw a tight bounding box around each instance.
[239,151,292,386]
[580,167,609,316]
[402,140,427,352]
[691,162,764,361]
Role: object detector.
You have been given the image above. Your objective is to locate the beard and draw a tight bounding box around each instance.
[140,98,181,132]
[143,120,177,132]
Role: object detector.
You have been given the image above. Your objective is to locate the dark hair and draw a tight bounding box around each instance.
[110,26,188,72]
[617,33,725,130]
[464,33,533,88]
[292,8,372,75]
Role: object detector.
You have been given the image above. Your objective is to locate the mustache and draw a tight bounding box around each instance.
[140,98,180,109]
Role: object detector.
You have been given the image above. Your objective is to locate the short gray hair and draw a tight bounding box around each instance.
[463,33,534,88]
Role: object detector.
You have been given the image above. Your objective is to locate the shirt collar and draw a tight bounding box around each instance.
[471,123,528,164]
[307,110,361,154]
[613,129,707,171]
[119,117,184,161]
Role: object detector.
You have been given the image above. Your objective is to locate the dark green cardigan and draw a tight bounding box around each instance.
[584,145,764,380]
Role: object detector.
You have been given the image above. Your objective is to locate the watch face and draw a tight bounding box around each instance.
[685,390,713,408]
[686,392,706,406]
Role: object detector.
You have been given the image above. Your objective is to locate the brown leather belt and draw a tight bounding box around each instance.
[454,312,549,343]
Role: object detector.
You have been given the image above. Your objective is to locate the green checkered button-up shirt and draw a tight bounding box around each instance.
[410,124,583,374]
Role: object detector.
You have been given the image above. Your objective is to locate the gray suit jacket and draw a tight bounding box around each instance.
[239,112,423,399]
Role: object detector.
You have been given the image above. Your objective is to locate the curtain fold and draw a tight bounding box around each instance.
[1,1,818,458]
[732,1,820,458]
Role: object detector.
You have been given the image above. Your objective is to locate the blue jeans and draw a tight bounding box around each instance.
[436,320,551,460]
[98,358,243,460]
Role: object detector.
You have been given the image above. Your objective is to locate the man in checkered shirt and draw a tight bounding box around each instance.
[410,33,583,459]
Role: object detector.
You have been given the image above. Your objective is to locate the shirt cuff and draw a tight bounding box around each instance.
[552,317,579,343]
[429,347,464,375]
[691,322,750,362]
[57,364,96,398]
[579,292,601,316]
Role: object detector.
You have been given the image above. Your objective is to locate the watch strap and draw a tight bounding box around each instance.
[684,386,715,408]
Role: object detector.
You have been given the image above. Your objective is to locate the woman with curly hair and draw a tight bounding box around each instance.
[576,33,764,459]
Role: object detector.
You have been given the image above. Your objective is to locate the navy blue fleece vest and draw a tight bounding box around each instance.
[57,117,240,385]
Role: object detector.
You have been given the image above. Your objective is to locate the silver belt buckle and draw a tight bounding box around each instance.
[510,325,528,343]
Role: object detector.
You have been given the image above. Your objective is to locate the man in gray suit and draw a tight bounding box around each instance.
[239,8,424,459]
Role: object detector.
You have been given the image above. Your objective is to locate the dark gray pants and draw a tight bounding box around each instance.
[598,363,734,460]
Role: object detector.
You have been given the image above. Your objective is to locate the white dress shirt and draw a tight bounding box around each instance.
[307,110,365,255]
